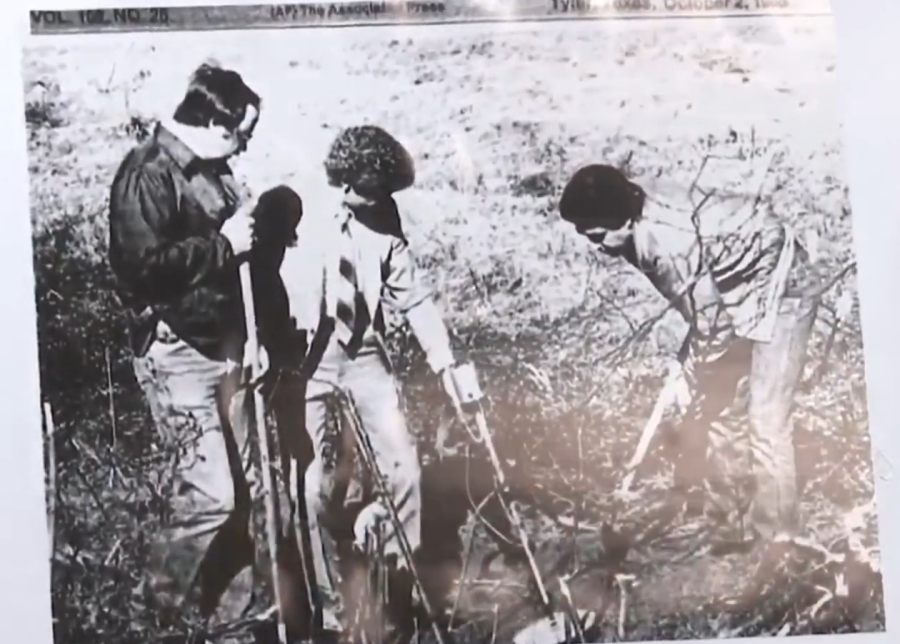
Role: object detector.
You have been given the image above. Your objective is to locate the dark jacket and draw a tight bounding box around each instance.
[108,123,301,364]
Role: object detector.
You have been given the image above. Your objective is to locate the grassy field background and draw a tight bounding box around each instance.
[23,14,884,643]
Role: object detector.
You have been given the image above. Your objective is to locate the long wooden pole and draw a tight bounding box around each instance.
[239,263,288,644]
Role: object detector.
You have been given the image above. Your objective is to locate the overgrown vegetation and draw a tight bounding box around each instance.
[25,19,883,644]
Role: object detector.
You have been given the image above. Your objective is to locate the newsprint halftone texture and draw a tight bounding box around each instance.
[22,2,884,644]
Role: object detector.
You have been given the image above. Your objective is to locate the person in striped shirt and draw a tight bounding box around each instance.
[558,163,817,551]
[286,125,463,642]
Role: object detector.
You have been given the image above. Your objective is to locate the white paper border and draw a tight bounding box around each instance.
[1,1,894,643]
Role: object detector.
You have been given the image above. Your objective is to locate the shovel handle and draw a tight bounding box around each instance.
[618,373,680,494]
[239,264,289,644]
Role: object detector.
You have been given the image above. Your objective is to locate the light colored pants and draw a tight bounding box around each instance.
[692,296,818,540]
[132,334,255,630]
[299,336,421,632]
[746,296,818,538]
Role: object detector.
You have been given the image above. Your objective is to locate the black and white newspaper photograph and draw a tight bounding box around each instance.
[21,1,885,643]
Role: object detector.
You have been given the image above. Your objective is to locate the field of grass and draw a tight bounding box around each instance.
[23,13,883,644]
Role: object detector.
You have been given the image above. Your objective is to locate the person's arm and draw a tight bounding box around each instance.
[681,269,735,363]
[649,267,735,420]
[381,236,455,375]
[632,230,734,365]
[108,163,237,302]
[633,238,734,396]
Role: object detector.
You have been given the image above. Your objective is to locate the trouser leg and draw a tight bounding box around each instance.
[301,391,354,633]
[342,350,422,562]
[747,297,817,540]
[342,350,423,639]
[674,339,754,516]
[132,339,254,634]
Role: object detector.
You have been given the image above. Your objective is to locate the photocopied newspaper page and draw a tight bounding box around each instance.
[21,1,883,643]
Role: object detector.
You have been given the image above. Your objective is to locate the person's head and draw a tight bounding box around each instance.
[559,164,646,256]
[250,185,303,269]
[172,62,261,159]
[323,125,415,205]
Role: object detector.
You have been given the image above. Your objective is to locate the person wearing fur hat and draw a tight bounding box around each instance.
[286,125,464,642]
[558,163,817,554]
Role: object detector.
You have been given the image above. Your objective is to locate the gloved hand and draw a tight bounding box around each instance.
[434,414,461,458]
[440,362,484,416]
[353,502,388,554]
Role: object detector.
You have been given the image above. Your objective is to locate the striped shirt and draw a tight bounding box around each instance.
[284,188,456,377]
[625,191,797,361]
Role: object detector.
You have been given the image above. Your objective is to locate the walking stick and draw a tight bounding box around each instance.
[239,263,289,644]
[339,389,451,644]
[617,369,682,494]
[43,401,57,559]
[449,365,586,643]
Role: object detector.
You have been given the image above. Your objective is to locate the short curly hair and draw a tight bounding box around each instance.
[324,125,415,197]
[559,164,645,231]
